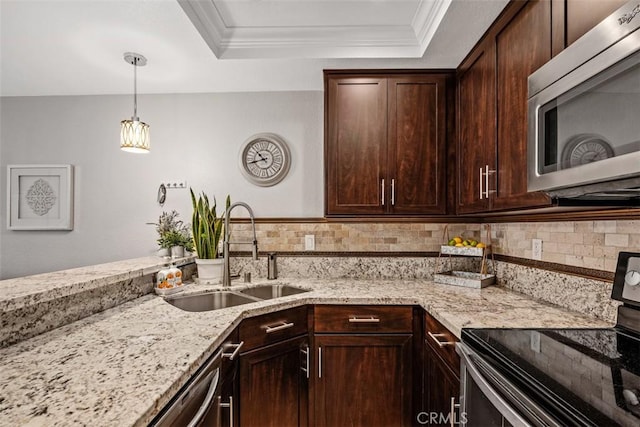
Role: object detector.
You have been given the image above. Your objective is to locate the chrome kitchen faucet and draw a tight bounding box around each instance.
[222,202,258,287]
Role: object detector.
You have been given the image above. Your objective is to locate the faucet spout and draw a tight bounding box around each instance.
[223,202,259,287]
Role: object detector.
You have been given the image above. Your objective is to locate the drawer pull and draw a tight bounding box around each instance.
[348,316,380,323]
[301,346,309,379]
[428,332,455,347]
[219,395,234,427]
[264,321,294,334]
[222,341,244,360]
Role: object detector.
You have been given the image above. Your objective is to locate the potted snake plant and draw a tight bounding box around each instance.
[190,189,230,283]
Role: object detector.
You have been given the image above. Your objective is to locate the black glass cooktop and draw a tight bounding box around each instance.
[462,327,640,426]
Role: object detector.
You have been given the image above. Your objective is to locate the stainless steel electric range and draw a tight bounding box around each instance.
[457,252,640,426]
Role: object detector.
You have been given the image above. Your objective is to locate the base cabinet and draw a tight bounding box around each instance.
[314,334,413,427]
[238,336,309,427]
[423,312,461,427]
[423,341,460,426]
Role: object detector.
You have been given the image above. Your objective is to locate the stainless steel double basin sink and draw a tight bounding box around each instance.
[165,284,309,312]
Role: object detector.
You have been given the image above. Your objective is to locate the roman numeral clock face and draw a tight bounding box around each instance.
[239,133,291,186]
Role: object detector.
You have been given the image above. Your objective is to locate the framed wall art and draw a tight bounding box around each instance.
[7,165,74,230]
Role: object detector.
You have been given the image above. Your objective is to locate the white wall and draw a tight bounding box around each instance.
[0,91,324,279]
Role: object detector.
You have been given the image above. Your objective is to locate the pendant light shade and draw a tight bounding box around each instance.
[120,52,150,153]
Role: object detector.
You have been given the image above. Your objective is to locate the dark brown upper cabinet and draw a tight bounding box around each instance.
[325,71,451,217]
[456,0,634,216]
[457,0,554,214]
[564,0,629,46]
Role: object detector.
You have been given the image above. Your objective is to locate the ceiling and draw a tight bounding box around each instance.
[0,0,509,97]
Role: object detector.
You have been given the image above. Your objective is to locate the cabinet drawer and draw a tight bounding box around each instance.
[314,305,413,333]
[239,305,308,352]
[425,312,459,372]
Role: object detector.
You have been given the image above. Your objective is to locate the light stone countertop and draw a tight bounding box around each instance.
[0,277,613,427]
[0,256,195,312]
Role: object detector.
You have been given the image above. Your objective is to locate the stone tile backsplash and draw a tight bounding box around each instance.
[489,220,640,272]
[230,219,639,273]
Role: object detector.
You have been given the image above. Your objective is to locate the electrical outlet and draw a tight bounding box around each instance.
[304,235,315,251]
[530,331,541,353]
[163,180,187,189]
[532,238,543,260]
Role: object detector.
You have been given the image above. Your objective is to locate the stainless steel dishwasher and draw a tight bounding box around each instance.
[150,347,237,427]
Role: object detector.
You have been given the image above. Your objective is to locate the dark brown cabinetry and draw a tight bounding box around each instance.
[565,0,628,46]
[423,312,460,427]
[456,0,630,215]
[239,336,309,427]
[313,305,416,426]
[325,71,450,216]
[238,306,309,427]
[457,0,552,214]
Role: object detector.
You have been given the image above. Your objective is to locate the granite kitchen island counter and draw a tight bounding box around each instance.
[0,274,613,427]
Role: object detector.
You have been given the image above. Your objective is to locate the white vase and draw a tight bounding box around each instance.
[157,248,170,257]
[170,245,185,258]
[195,258,225,283]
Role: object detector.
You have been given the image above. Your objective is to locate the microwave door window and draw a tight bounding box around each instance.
[539,102,559,175]
[538,48,640,175]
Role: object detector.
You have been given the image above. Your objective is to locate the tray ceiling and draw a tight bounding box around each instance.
[178,0,452,59]
[0,0,509,96]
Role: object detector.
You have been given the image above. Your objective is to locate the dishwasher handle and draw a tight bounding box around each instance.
[187,367,221,427]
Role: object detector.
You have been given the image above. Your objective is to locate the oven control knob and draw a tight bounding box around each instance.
[625,270,640,286]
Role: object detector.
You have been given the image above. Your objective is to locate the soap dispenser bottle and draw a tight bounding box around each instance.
[267,253,278,280]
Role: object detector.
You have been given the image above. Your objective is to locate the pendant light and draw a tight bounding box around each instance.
[120,52,150,153]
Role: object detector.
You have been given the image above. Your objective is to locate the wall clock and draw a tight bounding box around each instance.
[561,133,614,169]
[239,133,291,186]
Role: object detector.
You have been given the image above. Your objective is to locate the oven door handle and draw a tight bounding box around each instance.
[457,343,562,427]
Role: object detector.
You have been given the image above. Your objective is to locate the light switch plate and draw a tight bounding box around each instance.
[305,235,315,251]
[532,239,543,260]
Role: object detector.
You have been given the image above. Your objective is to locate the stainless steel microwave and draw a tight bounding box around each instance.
[527,1,640,203]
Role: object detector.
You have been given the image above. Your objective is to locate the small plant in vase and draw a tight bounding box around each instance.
[149,210,193,258]
[190,189,230,283]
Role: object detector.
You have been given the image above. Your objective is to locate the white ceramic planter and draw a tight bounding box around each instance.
[195,258,224,283]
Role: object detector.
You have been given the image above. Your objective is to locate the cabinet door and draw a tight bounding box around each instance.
[388,76,448,215]
[492,0,551,211]
[315,334,413,427]
[456,38,494,214]
[325,76,388,215]
[565,0,628,46]
[239,336,308,427]
[423,340,460,427]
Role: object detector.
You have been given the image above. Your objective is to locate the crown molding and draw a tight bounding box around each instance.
[178,0,452,59]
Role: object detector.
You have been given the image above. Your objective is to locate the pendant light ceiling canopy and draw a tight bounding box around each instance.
[120,52,150,153]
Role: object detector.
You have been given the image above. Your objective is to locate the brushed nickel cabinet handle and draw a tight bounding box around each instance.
[484,165,496,198]
[381,178,385,206]
[348,315,380,323]
[449,396,461,427]
[265,321,294,334]
[318,347,322,378]
[479,167,484,200]
[301,346,309,379]
[391,179,395,206]
[222,341,244,360]
[428,332,454,347]
[219,395,234,427]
